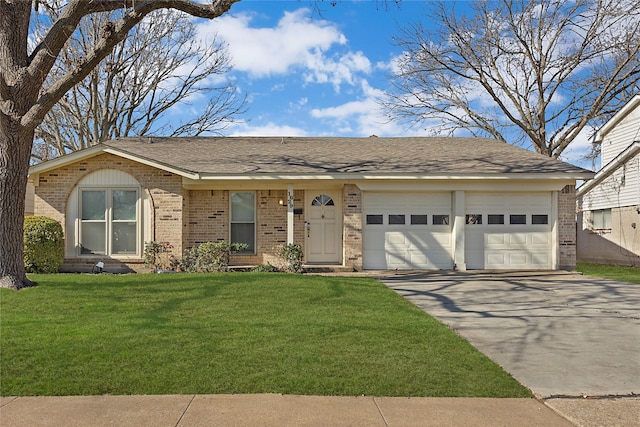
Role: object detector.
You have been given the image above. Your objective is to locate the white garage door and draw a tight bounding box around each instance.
[465,193,553,269]
[363,192,453,270]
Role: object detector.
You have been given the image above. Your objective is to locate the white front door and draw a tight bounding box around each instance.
[305,191,342,263]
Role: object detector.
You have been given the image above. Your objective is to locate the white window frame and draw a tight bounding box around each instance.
[230,191,256,254]
[591,208,612,230]
[78,187,140,257]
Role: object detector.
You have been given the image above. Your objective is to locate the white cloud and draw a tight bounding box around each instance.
[558,125,598,170]
[197,8,370,90]
[228,122,308,137]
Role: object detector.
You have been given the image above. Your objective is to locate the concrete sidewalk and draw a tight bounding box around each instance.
[1,394,575,427]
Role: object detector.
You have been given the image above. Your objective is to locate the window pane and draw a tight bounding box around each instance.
[112,222,137,254]
[488,214,504,225]
[466,214,482,225]
[82,191,105,220]
[433,215,449,225]
[81,222,105,254]
[389,214,405,225]
[510,214,526,225]
[603,209,612,228]
[366,214,383,225]
[231,192,255,222]
[112,190,137,221]
[532,214,548,225]
[411,214,428,225]
[231,223,255,252]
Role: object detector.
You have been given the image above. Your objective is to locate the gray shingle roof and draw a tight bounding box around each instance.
[100,136,591,176]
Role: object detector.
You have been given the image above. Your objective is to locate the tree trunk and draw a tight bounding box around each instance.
[0,123,35,290]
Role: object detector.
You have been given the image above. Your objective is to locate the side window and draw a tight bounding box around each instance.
[592,209,612,229]
[231,192,256,253]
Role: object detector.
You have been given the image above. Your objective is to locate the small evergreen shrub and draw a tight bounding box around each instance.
[275,243,304,273]
[181,241,248,272]
[252,263,279,272]
[143,241,176,271]
[23,216,64,273]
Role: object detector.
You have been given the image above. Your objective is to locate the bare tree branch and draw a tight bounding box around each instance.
[384,0,640,158]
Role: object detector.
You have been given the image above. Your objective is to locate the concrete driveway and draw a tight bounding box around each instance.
[380,271,640,399]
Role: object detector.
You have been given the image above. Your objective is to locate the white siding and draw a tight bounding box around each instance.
[581,155,640,210]
[601,106,640,166]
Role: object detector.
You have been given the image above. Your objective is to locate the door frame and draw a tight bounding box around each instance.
[304,190,343,264]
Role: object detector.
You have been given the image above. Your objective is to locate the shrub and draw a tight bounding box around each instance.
[275,243,304,273]
[143,241,176,271]
[252,263,279,272]
[23,216,64,273]
[180,241,248,272]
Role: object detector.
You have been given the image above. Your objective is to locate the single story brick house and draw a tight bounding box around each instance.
[28,136,592,272]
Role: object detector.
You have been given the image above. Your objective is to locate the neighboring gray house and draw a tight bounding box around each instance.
[29,136,592,272]
[577,95,640,266]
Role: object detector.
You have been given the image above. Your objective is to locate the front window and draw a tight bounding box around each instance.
[80,189,138,256]
[231,192,255,253]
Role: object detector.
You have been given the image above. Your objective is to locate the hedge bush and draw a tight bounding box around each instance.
[181,241,248,272]
[24,216,64,273]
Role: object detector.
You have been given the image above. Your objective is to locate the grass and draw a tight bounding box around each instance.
[1,273,530,397]
[577,262,640,284]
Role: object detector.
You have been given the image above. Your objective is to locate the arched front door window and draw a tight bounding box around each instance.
[311,194,334,207]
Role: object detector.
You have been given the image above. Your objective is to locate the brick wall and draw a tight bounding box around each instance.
[343,184,363,271]
[558,185,577,269]
[33,153,185,270]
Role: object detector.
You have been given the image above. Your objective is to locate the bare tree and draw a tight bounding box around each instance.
[31,8,245,162]
[383,0,640,158]
[0,0,240,290]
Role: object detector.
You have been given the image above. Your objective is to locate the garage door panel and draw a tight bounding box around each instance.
[465,192,553,270]
[363,192,453,270]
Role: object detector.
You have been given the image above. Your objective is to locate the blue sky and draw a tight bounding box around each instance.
[192,0,595,169]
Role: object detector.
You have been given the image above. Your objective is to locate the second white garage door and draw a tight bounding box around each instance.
[465,193,553,269]
[363,192,453,270]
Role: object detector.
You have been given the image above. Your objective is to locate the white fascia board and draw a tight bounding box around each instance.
[102,148,200,180]
[577,141,640,197]
[196,172,593,181]
[594,95,640,143]
[28,145,105,176]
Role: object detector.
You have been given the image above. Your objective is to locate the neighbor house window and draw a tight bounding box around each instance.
[80,189,138,256]
[231,192,255,253]
[592,209,612,229]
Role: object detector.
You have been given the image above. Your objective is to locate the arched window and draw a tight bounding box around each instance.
[311,194,334,206]
[67,170,144,257]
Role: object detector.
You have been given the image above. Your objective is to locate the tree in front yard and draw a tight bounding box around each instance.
[0,0,240,290]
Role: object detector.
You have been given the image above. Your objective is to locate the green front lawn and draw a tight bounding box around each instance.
[1,273,530,397]
[577,262,640,284]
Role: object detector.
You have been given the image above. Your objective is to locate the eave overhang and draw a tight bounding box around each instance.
[577,141,640,197]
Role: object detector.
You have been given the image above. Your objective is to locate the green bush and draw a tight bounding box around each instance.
[143,241,176,271]
[276,243,304,273]
[181,241,248,272]
[23,216,64,273]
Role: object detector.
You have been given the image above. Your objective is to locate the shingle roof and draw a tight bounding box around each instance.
[98,136,589,176]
